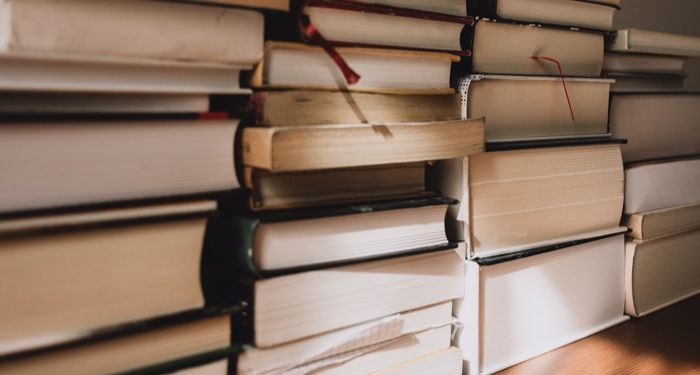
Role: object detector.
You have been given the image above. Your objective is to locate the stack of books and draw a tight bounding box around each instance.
[604,29,700,92]
[0,0,276,373]
[201,0,484,374]
[439,1,631,373]
[607,30,700,320]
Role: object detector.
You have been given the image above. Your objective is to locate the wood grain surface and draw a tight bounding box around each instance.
[498,295,700,374]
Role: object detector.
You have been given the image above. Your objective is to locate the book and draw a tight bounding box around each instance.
[625,203,700,241]
[266,1,471,52]
[608,73,685,93]
[187,0,290,11]
[431,142,625,257]
[0,313,232,375]
[207,197,454,271]
[242,118,485,173]
[0,93,210,114]
[0,0,263,65]
[0,200,215,355]
[0,118,238,214]
[609,94,700,162]
[202,248,465,348]
[469,20,604,77]
[459,75,612,141]
[251,42,458,94]
[603,53,686,75]
[352,0,467,16]
[237,302,454,375]
[467,0,618,31]
[457,234,628,374]
[173,359,229,375]
[250,91,461,127]
[0,53,251,94]
[372,347,463,375]
[625,229,700,317]
[624,157,700,214]
[609,29,700,57]
[245,163,427,210]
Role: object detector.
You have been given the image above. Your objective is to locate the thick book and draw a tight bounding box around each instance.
[625,203,700,241]
[459,74,612,141]
[244,163,427,211]
[625,229,700,317]
[430,142,625,257]
[610,94,700,162]
[0,118,238,214]
[205,197,454,272]
[467,0,619,31]
[251,42,458,94]
[468,20,604,77]
[202,248,465,348]
[237,302,454,375]
[243,162,426,211]
[250,91,461,127]
[242,118,485,173]
[603,52,687,75]
[608,73,685,93]
[624,157,700,214]
[350,0,467,16]
[266,0,472,53]
[457,234,628,374]
[609,29,700,57]
[0,312,233,375]
[0,0,263,65]
[0,200,215,355]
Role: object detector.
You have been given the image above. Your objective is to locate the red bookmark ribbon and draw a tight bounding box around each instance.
[299,15,361,85]
[530,56,575,122]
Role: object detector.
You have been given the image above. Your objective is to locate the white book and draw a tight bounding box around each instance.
[610,29,700,57]
[371,347,463,375]
[0,0,263,65]
[624,157,700,214]
[456,234,628,374]
[0,119,238,214]
[238,302,454,375]
[603,53,686,75]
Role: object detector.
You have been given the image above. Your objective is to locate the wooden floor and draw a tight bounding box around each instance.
[498,295,700,374]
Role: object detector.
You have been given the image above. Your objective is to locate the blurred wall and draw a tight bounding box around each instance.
[613,0,700,90]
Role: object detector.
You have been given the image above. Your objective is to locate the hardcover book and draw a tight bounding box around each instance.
[0,200,215,355]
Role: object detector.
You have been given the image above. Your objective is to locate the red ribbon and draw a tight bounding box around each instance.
[530,56,575,122]
[299,15,361,85]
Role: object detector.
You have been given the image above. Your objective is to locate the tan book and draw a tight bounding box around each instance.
[610,29,700,57]
[431,143,624,257]
[0,315,230,375]
[245,163,427,210]
[460,74,612,141]
[252,91,461,127]
[610,94,700,163]
[625,204,700,241]
[472,0,618,31]
[625,229,700,317]
[0,0,263,65]
[246,249,465,347]
[0,200,215,355]
[251,42,458,94]
[242,118,484,173]
[187,0,289,11]
[603,52,686,75]
[471,20,604,77]
[0,119,238,214]
[0,93,209,114]
[371,347,463,375]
